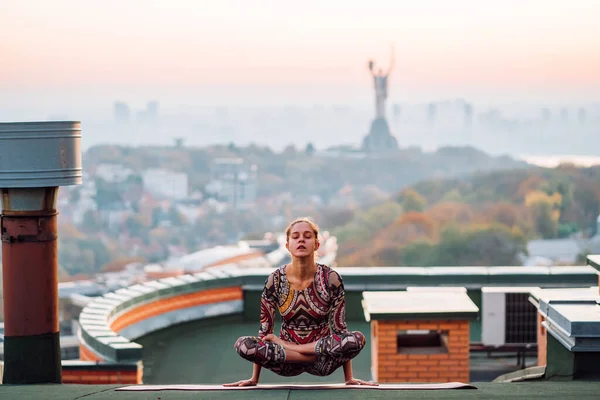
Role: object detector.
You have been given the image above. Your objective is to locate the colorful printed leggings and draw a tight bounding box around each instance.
[234,331,366,377]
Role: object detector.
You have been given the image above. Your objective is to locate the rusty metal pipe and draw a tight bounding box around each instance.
[0,121,82,384]
[1,187,61,383]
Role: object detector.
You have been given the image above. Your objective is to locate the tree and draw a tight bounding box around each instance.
[81,210,103,233]
[396,188,427,212]
[399,239,435,266]
[168,206,186,226]
[430,224,526,266]
[333,201,403,248]
[378,212,437,245]
[125,214,151,238]
[525,190,562,238]
[529,201,559,239]
[427,202,474,227]
[486,202,520,227]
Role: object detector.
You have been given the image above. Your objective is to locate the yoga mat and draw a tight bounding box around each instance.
[116,382,476,391]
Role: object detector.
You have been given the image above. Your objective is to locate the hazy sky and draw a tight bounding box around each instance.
[2,0,600,110]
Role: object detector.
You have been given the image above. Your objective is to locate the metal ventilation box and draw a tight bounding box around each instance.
[481,287,539,347]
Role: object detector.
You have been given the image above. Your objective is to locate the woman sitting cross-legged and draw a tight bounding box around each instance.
[224,217,377,387]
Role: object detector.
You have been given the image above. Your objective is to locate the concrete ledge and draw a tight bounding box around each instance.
[79,270,245,363]
[119,300,243,340]
[492,365,546,382]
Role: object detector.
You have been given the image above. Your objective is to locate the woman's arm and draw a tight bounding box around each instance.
[251,363,262,383]
[328,270,348,335]
[343,360,377,386]
[343,360,353,382]
[224,273,277,387]
[258,272,277,338]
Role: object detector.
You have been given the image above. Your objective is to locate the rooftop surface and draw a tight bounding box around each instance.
[135,315,533,384]
[2,382,600,400]
[362,290,479,321]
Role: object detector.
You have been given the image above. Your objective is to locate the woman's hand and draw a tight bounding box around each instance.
[223,378,258,387]
[263,334,286,347]
[345,377,379,386]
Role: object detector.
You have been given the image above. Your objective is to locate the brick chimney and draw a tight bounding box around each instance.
[362,287,479,383]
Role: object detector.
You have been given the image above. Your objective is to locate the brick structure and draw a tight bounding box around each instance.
[61,361,142,384]
[537,313,547,366]
[362,289,479,383]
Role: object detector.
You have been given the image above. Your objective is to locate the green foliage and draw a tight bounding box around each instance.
[396,188,427,212]
[94,178,124,209]
[531,201,559,239]
[440,188,462,202]
[398,239,435,266]
[399,224,526,267]
[125,214,151,238]
[557,223,579,238]
[334,201,403,246]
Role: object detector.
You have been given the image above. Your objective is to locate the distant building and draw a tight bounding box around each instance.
[142,169,189,200]
[541,107,551,122]
[427,103,437,124]
[525,216,600,265]
[114,102,131,125]
[146,101,159,121]
[94,164,134,183]
[464,103,473,127]
[206,158,257,209]
[137,101,159,124]
[578,108,587,124]
[526,238,582,265]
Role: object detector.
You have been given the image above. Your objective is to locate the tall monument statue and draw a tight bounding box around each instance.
[362,47,399,153]
[368,52,394,119]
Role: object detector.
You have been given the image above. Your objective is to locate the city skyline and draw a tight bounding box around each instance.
[2,0,600,112]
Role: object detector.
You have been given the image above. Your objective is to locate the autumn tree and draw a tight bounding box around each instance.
[429,224,526,266]
[399,239,435,266]
[525,191,562,238]
[396,188,427,212]
[427,202,474,227]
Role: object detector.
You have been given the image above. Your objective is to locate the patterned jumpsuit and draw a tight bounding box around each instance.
[234,263,366,377]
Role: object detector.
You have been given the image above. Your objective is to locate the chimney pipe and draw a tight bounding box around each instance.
[0,121,82,384]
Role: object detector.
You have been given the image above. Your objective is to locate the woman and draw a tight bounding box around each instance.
[225,217,377,387]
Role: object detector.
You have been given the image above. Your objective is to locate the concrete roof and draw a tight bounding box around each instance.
[362,290,480,321]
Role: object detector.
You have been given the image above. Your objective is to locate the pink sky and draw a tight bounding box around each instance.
[2,0,600,104]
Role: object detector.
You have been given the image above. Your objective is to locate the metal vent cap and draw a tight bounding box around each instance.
[0,121,82,188]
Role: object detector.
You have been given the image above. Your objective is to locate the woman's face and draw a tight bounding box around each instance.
[286,222,319,258]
